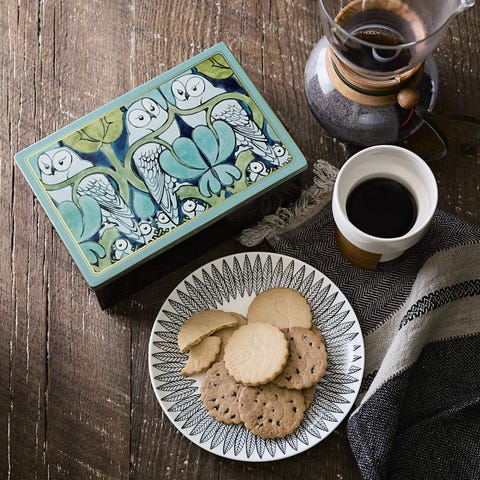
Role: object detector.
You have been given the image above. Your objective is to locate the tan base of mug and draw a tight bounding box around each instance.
[335,229,382,271]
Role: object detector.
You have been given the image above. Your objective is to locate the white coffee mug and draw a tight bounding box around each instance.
[332,145,438,270]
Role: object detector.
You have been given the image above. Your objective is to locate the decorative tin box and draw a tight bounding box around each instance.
[15,43,307,289]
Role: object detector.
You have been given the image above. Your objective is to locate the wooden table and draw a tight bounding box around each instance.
[2,1,479,478]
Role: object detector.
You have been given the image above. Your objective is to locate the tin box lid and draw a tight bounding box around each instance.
[15,43,307,288]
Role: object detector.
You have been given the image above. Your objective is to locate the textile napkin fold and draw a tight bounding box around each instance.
[239,160,480,480]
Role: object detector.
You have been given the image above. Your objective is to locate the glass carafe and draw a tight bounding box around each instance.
[305,0,475,146]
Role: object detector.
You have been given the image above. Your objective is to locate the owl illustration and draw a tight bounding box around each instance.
[246,160,270,183]
[112,237,134,261]
[126,96,181,228]
[181,198,206,220]
[156,210,177,233]
[171,74,290,166]
[139,219,159,244]
[38,146,142,242]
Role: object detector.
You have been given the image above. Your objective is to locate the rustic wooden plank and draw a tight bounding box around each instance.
[0,1,51,478]
[2,1,479,480]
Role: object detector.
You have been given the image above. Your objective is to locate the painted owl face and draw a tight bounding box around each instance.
[36,147,90,185]
[126,97,169,143]
[171,74,222,110]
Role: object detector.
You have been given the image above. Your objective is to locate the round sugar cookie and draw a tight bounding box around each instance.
[273,327,328,390]
[224,322,288,386]
[247,288,312,329]
[238,383,306,438]
[201,361,243,425]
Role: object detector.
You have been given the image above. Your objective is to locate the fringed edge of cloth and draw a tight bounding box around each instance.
[238,159,338,247]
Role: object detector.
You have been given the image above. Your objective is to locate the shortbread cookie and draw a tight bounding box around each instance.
[180,336,221,376]
[247,288,312,329]
[238,383,306,438]
[201,361,243,424]
[224,322,288,386]
[177,310,238,353]
[216,313,247,360]
[303,385,316,409]
[273,327,328,390]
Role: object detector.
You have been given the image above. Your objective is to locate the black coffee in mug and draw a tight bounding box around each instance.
[346,177,417,238]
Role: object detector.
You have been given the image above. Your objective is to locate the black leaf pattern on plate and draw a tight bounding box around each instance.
[256,434,266,458]
[190,415,215,437]
[152,362,184,373]
[167,395,201,412]
[290,265,306,291]
[174,402,204,422]
[200,420,222,444]
[265,438,277,457]
[222,260,237,300]
[169,298,194,318]
[271,257,283,287]
[299,271,315,297]
[182,408,209,430]
[276,436,287,454]
[161,387,197,403]
[177,289,203,315]
[152,351,185,363]
[245,429,256,458]
[184,280,211,311]
[252,255,263,295]
[280,259,295,288]
[149,253,364,461]
[212,264,229,303]
[243,255,254,296]
[152,341,179,353]
[158,316,183,334]
[262,255,273,291]
[202,269,224,306]
[234,426,247,456]
[223,424,239,454]
[232,257,245,297]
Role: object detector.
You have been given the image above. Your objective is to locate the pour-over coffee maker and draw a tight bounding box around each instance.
[305,0,476,155]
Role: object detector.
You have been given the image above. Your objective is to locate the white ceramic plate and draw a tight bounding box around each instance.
[148,252,364,462]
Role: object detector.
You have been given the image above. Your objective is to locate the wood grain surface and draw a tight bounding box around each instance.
[1,1,479,479]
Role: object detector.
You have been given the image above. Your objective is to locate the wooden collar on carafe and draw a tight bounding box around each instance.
[326,49,423,107]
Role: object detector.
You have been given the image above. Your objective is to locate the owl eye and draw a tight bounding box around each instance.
[274,144,286,157]
[172,80,186,101]
[53,149,72,172]
[186,77,205,97]
[249,161,264,173]
[128,108,150,128]
[157,213,170,224]
[38,154,53,175]
[182,200,196,213]
[142,98,160,116]
[140,223,152,235]
[115,239,128,251]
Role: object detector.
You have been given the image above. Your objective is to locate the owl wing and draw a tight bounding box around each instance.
[211,99,280,164]
[77,173,142,242]
[133,142,179,226]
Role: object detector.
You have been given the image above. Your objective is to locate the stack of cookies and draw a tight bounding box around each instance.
[177,288,328,438]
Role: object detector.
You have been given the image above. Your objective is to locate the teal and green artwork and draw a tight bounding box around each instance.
[15,43,307,288]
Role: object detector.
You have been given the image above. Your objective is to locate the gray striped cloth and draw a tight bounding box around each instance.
[266,204,480,479]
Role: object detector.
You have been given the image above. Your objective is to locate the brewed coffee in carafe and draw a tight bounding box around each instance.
[305,0,475,146]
